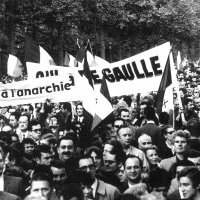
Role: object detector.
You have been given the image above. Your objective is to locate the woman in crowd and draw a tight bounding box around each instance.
[145,146,170,194]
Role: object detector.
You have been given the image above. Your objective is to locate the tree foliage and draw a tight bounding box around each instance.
[0,0,200,62]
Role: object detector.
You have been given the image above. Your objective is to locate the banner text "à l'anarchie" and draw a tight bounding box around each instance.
[1,80,74,98]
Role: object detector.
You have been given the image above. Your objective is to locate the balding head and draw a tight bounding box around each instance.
[138,134,152,151]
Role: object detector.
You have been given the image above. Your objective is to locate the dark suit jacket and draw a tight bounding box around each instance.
[0,191,21,200]
[157,138,173,159]
[136,122,161,146]
[4,175,25,198]
[167,189,180,200]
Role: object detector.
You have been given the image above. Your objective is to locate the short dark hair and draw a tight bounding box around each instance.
[51,159,66,169]
[0,131,11,145]
[30,119,41,129]
[31,172,53,187]
[104,139,126,164]
[119,108,130,116]
[38,144,51,155]
[159,112,169,124]
[144,106,156,121]
[84,146,102,159]
[178,167,200,188]
[57,136,76,148]
[170,160,195,178]
[10,111,20,121]
[22,138,36,146]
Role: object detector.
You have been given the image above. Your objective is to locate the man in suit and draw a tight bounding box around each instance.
[157,125,174,159]
[0,143,25,198]
[16,114,32,142]
[78,155,121,200]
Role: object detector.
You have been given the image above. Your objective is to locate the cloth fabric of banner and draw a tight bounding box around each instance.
[79,42,171,96]
[0,65,96,111]
[27,42,171,96]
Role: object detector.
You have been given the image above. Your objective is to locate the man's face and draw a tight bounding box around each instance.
[40,152,53,166]
[11,135,19,144]
[120,111,130,121]
[30,180,51,198]
[138,135,152,151]
[103,153,117,172]
[51,167,67,188]
[118,127,132,147]
[174,136,188,154]
[21,105,31,115]
[113,120,124,135]
[79,158,95,181]
[187,102,194,111]
[164,127,174,143]
[57,139,75,161]
[18,116,28,131]
[49,117,58,126]
[103,144,113,158]
[140,105,147,116]
[116,164,125,182]
[9,115,18,128]
[90,151,102,170]
[125,157,141,183]
[32,124,42,141]
[179,176,196,199]
[49,117,59,134]
[24,143,35,155]
[76,105,84,116]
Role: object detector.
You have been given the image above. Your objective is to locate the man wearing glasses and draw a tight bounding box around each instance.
[112,118,125,138]
[78,155,120,200]
[158,125,175,159]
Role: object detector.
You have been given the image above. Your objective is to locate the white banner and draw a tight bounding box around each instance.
[0,66,96,109]
[27,42,171,96]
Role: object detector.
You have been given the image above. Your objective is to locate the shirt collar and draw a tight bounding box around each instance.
[146,120,155,124]
[91,178,98,197]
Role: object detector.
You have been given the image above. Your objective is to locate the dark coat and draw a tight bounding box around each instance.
[0,191,21,200]
[136,122,161,146]
[4,175,25,198]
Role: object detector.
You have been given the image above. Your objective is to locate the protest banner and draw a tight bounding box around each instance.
[27,42,171,96]
[0,66,96,111]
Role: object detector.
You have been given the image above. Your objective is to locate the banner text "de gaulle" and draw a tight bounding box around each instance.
[79,56,162,84]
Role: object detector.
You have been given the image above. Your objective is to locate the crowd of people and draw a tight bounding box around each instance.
[0,61,200,200]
